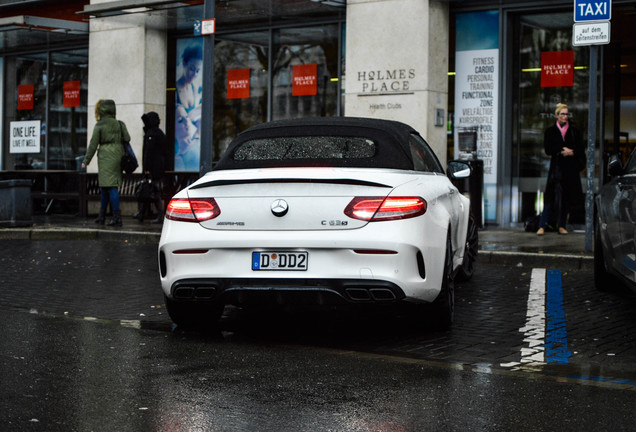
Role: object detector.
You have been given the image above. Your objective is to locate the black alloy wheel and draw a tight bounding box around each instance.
[432,235,455,329]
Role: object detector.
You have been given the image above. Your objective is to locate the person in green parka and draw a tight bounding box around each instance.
[82,99,131,226]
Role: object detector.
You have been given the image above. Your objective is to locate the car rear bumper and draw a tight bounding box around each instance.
[168,277,407,309]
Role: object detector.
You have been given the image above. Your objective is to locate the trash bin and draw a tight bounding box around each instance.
[0,179,33,227]
[450,159,484,228]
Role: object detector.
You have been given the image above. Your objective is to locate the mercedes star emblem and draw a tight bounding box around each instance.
[271,199,289,217]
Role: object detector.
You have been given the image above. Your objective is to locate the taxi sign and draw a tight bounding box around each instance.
[574,0,611,22]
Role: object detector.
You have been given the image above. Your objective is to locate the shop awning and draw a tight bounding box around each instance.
[0,15,88,33]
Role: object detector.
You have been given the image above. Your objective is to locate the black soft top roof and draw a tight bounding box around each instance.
[213,117,421,171]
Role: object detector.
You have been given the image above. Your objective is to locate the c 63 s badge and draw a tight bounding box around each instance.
[321,220,348,226]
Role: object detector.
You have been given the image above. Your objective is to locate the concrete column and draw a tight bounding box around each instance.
[345,0,449,165]
[86,4,167,173]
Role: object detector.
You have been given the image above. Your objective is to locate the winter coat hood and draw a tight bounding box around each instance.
[99,99,117,119]
[142,112,160,130]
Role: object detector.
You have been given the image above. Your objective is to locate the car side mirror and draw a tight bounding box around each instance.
[447,161,471,179]
[607,154,624,177]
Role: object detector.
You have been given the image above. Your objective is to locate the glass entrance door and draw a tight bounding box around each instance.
[511,11,590,227]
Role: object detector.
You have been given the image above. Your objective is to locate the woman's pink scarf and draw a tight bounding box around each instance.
[556,121,569,141]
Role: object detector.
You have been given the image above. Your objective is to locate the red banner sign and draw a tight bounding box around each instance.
[63,80,81,107]
[541,51,574,88]
[18,84,34,110]
[292,64,317,96]
[227,68,250,99]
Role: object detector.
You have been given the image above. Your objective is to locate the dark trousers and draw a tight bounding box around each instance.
[539,197,569,229]
[100,187,120,213]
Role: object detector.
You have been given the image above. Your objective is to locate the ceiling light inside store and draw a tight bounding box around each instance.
[310,0,346,7]
[122,7,152,13]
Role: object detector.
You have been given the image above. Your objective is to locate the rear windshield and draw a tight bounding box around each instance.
[232,136,377,161]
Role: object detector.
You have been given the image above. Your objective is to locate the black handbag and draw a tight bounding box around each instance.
[134,178,155,202]
[119,121,138,174]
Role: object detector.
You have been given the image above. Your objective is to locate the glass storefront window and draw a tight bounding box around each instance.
[2,49,88,171]
[512,12,590,225]
[170,22,343,166]
[5,54,47,170]
[49,50,89,170]
[215,32,270,159]
[272,24,339,121]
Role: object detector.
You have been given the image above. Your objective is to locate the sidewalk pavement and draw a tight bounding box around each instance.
[0,215,593,270]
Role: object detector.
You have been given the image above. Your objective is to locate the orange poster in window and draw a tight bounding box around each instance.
[541,51,574,88]
[18,84,34,110]
[63,81,81,107]
[292,64,317,96]
[227,68,250,99]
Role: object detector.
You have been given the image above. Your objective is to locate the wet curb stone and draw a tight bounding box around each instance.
[479,250,593,271]
[0,227,160,244]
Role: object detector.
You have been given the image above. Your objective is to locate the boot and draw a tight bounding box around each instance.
[150,214,163,224]
[107,211,122,227]
[94,210,105,225]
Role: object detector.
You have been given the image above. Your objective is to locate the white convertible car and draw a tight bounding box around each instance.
[158,117,477,329]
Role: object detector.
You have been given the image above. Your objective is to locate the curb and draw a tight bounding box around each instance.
[0,227,161,244]
[479,250,593,270]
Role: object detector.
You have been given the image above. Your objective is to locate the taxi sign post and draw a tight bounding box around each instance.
[573,0,611,251]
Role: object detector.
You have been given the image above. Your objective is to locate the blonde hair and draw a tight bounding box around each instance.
[555,103,568,117]
[94,99,103,121]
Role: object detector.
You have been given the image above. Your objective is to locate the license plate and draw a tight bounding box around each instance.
[252,251,308,271]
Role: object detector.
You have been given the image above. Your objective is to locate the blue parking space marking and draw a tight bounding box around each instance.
[502,268,571,368]
[545,269,572,365]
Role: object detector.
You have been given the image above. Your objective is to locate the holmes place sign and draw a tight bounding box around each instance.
[357,68,416,94]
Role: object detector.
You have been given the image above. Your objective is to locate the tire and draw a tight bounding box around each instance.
[432,236,455,330]
[164,295,224,329]
[593,219,615,291]
[456,215,478,282]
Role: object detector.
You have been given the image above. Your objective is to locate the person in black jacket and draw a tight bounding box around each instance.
[537,103,585,236]
[136,111,166,223]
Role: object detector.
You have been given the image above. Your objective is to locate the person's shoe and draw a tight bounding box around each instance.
[94,211,105,225]
[558,227,568,235]
[150,215,163,224]
[107,211,123,227]
[536,227,545,236]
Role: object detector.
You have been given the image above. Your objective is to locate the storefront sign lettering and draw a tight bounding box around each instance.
[455,51,499,182]
[292,64,317,96]
[357,68,415,94]
[63,81,81,107]
[368,103,403,111]
[10,121,41,154]
[18,84,34,110]
[541,51,574,87]
[227,68,250,99]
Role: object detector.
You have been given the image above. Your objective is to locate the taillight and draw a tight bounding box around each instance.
[344,196,427,221]
[165,198,220,222]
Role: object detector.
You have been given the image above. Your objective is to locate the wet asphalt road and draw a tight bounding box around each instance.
[1,239,636,431]
[2,308,636,432]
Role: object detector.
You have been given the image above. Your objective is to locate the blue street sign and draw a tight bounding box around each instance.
[574,0,611,22]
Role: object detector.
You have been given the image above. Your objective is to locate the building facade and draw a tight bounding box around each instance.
[1,0,634,226]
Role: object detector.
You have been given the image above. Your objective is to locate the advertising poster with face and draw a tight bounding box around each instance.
[175,38,203,171]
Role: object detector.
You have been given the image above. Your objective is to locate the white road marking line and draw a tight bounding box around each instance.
[501,268,546,368]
